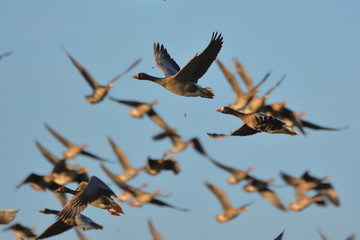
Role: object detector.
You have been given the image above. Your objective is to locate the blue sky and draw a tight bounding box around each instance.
[1,0,359,239]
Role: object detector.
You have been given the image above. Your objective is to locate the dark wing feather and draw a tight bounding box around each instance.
[63,48,100,89]
[207,124,260,139]
[274,230,285,240]
[154,43,180,77]
[35,140,60,164]
[280,172,300,186]
[80,150,113,163]
[301,120,349,131]
[207,157,236,174]
[149,198,189,212]
[109,97,143,107]
[36,219,72,239]
[175,32,223,83]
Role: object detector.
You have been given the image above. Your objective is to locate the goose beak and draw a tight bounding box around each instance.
[216,108,222,112]
[132,74,139,79]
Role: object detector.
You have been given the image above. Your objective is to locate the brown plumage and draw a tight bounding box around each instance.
[205,181,252,223]
[243,176,287,211]
[148,219,163,240]
[109,97,160,119]
[133,32,223,98]
[0,209,18,225]
[145,155,180,175]
[207,106,298,139]
[63,47,141,104]
[4,223,37,239]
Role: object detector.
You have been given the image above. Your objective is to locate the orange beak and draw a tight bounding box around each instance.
[132,74,139,79]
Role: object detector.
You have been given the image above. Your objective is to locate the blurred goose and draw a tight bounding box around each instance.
[36,208,102,239]
[44,123,111,162]
[148,219,163,240]
[153,130,207,156]
[145,155,180,175]
[205,182,252,223]
[208,106,298,139]
[216,59,264,110]
[288,181,325,212]
[35,140,63,165]
[243,75,285,114]
[63,47,141,104]
[133,32,223,98]
[4,223,37,240]
[116,183,149,202]
[206,157,253,184]
[56,176,123,221]
[301,119,348,132]
[101,164,188,211]
[0,209,18,224]
[109,97,160,119]
[281,171,340,206]
[106,137,145,182]
[243,176,287,211]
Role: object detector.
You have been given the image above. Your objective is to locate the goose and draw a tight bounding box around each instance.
[281,171,340,206]
[109,97,160,119]
[207,106,298,139]
[205,181,252,223]
[101,164,188,211]
[4,223,37,239]
[216,59,264,110]
[51,160,89,186]
[145,155,180,175]
[106,137,145,182]
[301,119,349,132]
[44,123,111,162]
[35,208,102,239]
[116,183,149,202]
[63,47,141,104]
[133,32,223,98]
[288,181,325,212]
[55,176,123,221]
[148,219,163,240]
[17,173,61,192]
[243,176,287,211]
[206,156,253,184]
[0,209,18,225]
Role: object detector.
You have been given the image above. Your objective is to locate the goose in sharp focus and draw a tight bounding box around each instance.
[133,32,223,98]
[55,176,123,221]
[4,223,37,240]
[148,219,163,240]
[205,181,252,223]
[216,59,264,110]
[63,47,141,104]
[206,157,254,184]
[0,209,18,225]
[145,155,180,175]
[100,164,188,211]
[106,137,145,182]
[35,208,102,239]
[207,106,298,139]
[109,97,160,119]
[243,176,287,211]
[44,123,111,162]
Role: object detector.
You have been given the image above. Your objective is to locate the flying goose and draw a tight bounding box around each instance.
[207,106,298,139]
[101,164,188,211]
[4,223,37,239]
[206,157,253,184]
[145,155,180,175]
[148,219,163,240]
[243,176,287,211]
[205,181,252,223]
[55,176,123,221]
[133,32,223,98]
[109,97,160,119]
[106,137,145,182]
[44,123,111,162]
[63,47,141,104]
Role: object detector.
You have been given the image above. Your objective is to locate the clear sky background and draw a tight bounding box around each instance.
[1,1,359,239]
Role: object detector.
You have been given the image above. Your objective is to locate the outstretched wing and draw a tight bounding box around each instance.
[154,43,180,77]
[207,124,260,139]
